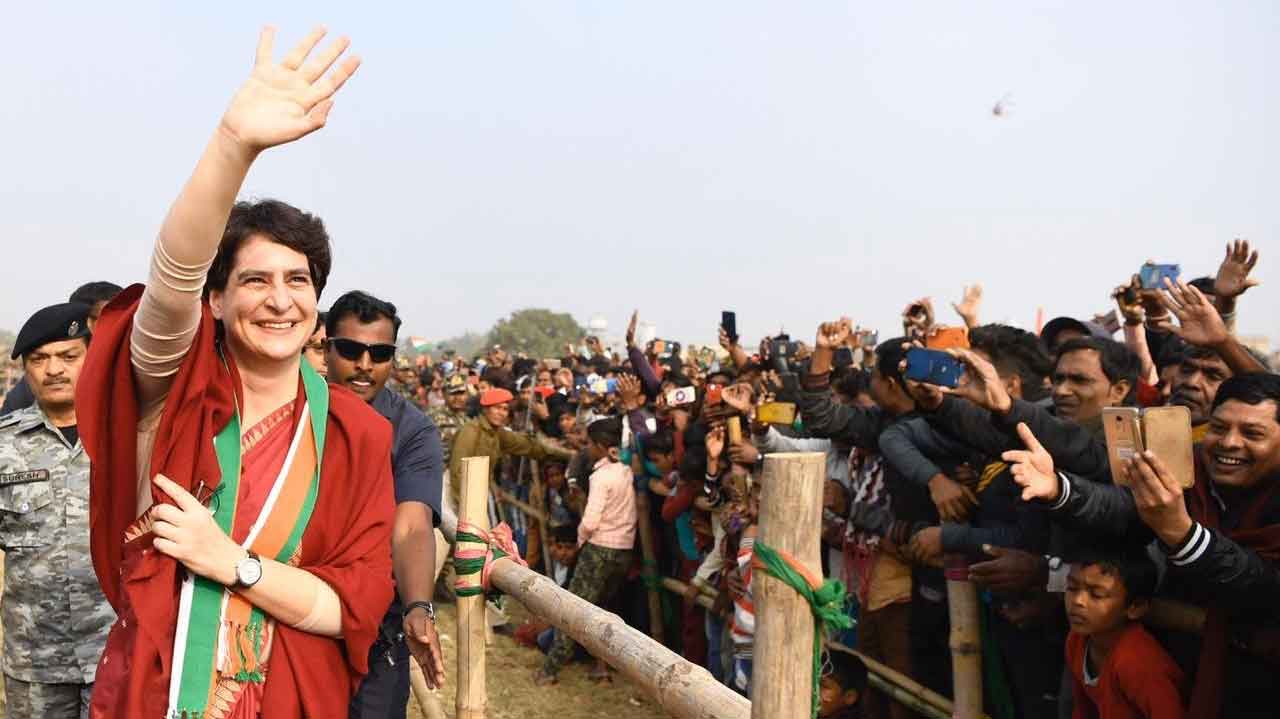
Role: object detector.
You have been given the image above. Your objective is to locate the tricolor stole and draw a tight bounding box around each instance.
[167,362,328,718]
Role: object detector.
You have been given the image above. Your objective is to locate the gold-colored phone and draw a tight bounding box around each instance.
[1103,407,1143,486]
[1141,406,1195,489]
[726,416,743,446]
[756,402,797,426]
[1102,405,1195,489]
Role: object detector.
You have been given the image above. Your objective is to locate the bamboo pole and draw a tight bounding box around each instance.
[660,577,716,609]
[529,458,553,575]
[634,488,666,642]
[456,455,491,719]
[409,661,447,719]
[826,641,984,719]
[752,452,825,719]
[493,487,549,522]
[487,558,750,719]
[867,674,950,719]
[635,573,987,719]
[945,554,983,719]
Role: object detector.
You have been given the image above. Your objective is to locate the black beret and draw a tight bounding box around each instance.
[12,302,92,359]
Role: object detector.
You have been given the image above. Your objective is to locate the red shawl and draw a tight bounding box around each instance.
[77,285,396,718]
[1183,449,1280,719]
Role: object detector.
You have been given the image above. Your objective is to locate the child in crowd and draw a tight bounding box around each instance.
[723,466,761,697]
[1064,552,1186,719]
[819,651,868,718]
[534,418,637,685]
[514,523,585,653]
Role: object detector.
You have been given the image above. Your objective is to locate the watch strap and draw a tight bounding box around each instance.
[404,600,436,622]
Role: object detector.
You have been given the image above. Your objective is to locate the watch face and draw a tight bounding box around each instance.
[238,557,263,586]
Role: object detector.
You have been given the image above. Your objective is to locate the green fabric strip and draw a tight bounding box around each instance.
[453,529,515,598]
[752,540,853,719]
[175,405,243,713]
[175,363,329,714]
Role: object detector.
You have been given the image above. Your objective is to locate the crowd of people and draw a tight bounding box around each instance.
[0,23,1276,719]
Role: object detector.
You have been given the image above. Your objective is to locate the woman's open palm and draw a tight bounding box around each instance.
[221,26,361,152]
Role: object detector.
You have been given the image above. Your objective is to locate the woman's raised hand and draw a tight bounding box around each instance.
[220,26,361,154]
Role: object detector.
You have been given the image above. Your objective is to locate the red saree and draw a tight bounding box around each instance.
[77,285,396,718]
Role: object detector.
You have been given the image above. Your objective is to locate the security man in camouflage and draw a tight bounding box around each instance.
[0,303,115,719]
[391,356,423,408]
[428,373,472,465]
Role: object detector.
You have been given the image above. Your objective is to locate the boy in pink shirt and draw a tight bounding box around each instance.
[535,418,637,685]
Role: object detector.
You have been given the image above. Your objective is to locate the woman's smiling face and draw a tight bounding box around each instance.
[209,235,318,366]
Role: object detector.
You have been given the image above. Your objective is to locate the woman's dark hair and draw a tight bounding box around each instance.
[587,417,623,448]
[1054,337,1140,390]
[326,291,401,340]
[205,199,332,300]
[314,310,327,334]
[1212,372,1280,422]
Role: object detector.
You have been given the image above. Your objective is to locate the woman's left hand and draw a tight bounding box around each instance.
[151,474,245,586]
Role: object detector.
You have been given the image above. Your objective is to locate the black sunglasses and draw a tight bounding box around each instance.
[329,337,397,364]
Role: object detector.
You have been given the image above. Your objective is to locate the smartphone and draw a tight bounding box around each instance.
[925,326,970,350]
[833,347,855,368]
[590,378,619,395]
[772,339,801,357]
[705,384,724,406]
[756,402,797,426]
[778,372,800,402]
[666,386,697,407]
[652,339,667,355]
[721,311,738,345]
[1141,406,1195,489]
[1094,309,1121,335]
[726,416,743,446]
[1103,407,1144,486]
[1139,263,1181,290]
[904,348,963,388]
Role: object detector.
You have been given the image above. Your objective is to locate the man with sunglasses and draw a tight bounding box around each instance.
[325,290,447,719]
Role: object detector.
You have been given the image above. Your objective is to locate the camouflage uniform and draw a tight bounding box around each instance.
[0,404,115,719]
[429,373,473,466]
[542,543,633,675]
[428,405,470,466]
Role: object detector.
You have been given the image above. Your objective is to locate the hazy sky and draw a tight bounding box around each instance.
[4,2,1276,350]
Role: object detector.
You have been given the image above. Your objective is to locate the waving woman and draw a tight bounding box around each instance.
[76,27,396,718]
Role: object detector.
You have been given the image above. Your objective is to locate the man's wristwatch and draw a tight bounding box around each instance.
[233,550,263,589]
[404,601,436,624]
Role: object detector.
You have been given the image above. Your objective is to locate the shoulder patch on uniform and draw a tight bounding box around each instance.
[0,414,20,429]
[0,469,50,486]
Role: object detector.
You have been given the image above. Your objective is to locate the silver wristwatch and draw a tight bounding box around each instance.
[233,550,263,589]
